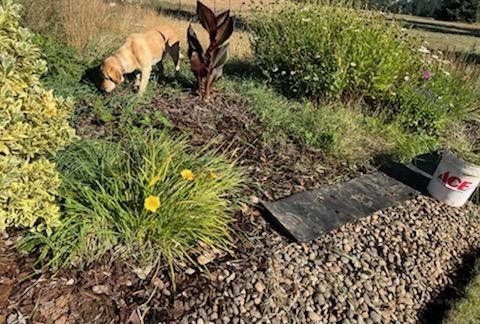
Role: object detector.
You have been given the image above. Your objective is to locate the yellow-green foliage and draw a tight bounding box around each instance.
[0,0,75,231]
[0,157,62,231]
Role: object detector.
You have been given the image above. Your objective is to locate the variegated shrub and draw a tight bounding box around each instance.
[0,0,75,231]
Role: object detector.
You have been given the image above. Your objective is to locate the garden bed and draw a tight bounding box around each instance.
[2,0,480,322]
[1,204,269,323]
[75,90,360,201]
[1,88,354,323]
[2,85,480,323]
[0,85,344,321]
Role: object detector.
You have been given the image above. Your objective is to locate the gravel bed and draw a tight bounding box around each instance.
[170,196,480,323]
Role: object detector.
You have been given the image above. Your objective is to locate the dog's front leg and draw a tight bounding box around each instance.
[138,66,152,94]
[134,73,141,89]
[168,42,181,72]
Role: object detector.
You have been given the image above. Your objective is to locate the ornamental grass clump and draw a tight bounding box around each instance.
[20,131,245,275]
[0,0,75,232]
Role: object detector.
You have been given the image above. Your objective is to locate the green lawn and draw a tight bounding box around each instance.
[446,261,480,324]
[395,14,480,32]
[410,29,480,57]
[393,14,480,60]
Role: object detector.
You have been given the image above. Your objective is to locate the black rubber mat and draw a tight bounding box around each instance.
[262,171,420,242]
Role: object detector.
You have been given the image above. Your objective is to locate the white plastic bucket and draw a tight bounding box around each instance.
[428,151,480,207]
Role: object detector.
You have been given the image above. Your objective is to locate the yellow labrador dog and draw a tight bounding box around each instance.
[100,26,181,94]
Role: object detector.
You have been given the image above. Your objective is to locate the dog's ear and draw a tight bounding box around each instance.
[111,66,124,84]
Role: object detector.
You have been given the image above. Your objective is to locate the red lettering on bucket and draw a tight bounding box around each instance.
[447,176,461,187]
[438,171,473,191]
[439,171,449,183]
[458,181,472,191]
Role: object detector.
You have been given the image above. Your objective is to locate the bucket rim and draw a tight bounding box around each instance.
[442,150,480,177]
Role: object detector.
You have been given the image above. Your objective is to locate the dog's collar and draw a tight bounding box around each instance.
[156,30,167,43]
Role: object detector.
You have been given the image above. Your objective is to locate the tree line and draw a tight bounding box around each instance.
[368,0,480,23]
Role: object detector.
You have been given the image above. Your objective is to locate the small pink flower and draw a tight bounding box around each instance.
[422,71,432,81]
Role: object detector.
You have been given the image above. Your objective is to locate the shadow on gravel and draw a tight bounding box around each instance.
[420,249,480,323]
[378,152,441,194]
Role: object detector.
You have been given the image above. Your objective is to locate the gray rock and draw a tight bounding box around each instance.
[308,312,322,322]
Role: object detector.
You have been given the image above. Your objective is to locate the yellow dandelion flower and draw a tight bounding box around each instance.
[144,196,161,213]
[181,169,195,181]
[148,175,161,187]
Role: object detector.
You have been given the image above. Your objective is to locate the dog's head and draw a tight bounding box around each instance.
[100,57,124,93]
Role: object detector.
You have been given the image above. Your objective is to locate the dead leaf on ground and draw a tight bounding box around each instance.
[197,253,215,265]
[132,265,153,280]
[127,308,142,324]
[0,283,13,304]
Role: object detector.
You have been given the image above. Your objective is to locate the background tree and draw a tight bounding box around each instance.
[435,0,480,22]
[368,0,479,22]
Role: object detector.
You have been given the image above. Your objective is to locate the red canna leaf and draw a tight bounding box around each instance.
[197,1,217,34]
[187,24,204,60]
[189,2,234,100]
[215,16,235,47]
[216,10,230,27]
[212,43,229,69]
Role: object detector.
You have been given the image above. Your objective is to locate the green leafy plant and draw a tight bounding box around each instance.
[20,130,245,276]
[0,0,75,232]
[250,4,422,102]
[188,1,235,100]
[31,34,88,96]
[443,124,480,166]
[393,66,480,138]
[249,3,480,162]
